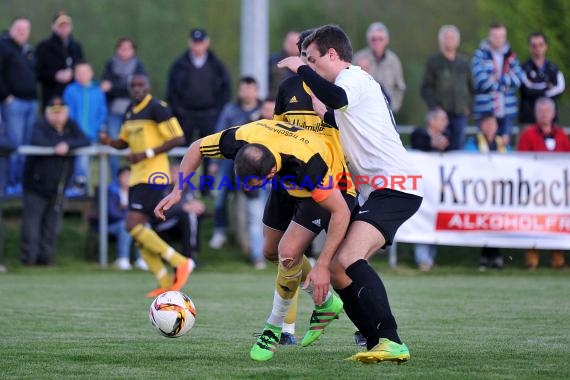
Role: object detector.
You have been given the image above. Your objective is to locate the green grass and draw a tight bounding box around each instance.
[1,268,569,379]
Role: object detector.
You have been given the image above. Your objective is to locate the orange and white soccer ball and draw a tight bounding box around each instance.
[149,291,197,338]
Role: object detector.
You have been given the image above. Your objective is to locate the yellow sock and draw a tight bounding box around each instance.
[139,247,171,289]
[300,255,312,282]
[275,259,303,300]
[284,288,299,325]
[130,224,187,267]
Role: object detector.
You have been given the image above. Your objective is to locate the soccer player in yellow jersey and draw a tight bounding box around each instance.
[100,73,195,298]
[155,119,352,361]
[267,28,357,348]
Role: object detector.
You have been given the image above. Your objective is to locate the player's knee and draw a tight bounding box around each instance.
[263,247,278,263]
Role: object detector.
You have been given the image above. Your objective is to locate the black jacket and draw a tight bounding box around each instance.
[166,50,230,113]
[0,35,37,101]
[23,117,89,198]
[519,59,563,124]
[35,33,84,107]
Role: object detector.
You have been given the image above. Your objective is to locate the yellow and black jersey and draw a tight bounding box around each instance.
[119,94,184,186]
[274,75,355,197]
[200,119,346,201]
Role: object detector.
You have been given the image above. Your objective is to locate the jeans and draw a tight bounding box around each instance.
[73,153,91,188]
[414,244,437,267]
[446,114,468,150]
[246,189,269,263]
[1,98,38,187]
[213,159,235,229]
[107,219,138,260]
[496,116,515,143]
[106,113,123,178]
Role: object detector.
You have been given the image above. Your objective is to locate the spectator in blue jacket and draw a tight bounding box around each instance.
[63,60,107,195]
[472,23,524,146]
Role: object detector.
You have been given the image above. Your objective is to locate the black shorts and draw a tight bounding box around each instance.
[352,188,422,247]
[263,185,355,234]
[129,184,167,219]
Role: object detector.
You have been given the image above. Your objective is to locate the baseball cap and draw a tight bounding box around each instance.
[53,11,72,26]
[189,28,208,42]
[46,97,68,113]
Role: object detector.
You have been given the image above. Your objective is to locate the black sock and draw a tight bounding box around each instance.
[335,282,379,348]
[345,259,401,345]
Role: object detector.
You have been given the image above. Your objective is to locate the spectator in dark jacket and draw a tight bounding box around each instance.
[35,11,84,110]
[268,31,300,98]
[166,28,231,146]
[410,108,449,271]
[0,17,38,195]
[519,32,565,127]
[21,97,89,266]
[100,38,146,178]
[421,25,473,150]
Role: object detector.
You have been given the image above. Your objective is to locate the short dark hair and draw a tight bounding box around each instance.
[115,37,137,52]
[239,76,258,86]
[302,25,352,62]
[489,22,505,30]
[297,28,315,55]
[528,32,547,44]
[234,144,276,180]
[479,113,496,125]
[117,166,130,177]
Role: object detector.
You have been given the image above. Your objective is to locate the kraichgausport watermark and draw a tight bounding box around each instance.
[147,172,422,192]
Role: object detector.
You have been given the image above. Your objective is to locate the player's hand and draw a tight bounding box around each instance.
[310,94,327,119]
[99,132,112,145]
[154,190,182,220]
[54,142,69,156]
[127,152,146,164]
[303,263,331,306]
[277,56,305,73]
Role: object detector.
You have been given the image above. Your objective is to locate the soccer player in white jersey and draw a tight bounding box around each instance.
[278,24,423,364]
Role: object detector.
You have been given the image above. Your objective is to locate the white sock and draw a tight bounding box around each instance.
[282,322,295,335]
[267,291,293,328]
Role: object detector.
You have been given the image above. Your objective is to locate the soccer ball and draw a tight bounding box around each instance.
[149,291,197,338]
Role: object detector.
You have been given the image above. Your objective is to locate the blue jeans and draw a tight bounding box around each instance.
[73,154,91,188]
[107,219,139,260]
[246,189,269,263]
[496,116,515,143]
[213,159,235,229]
[414,244,437,267]
[106,113,123,178]
[446,114,467,150]
[1,98,38,187]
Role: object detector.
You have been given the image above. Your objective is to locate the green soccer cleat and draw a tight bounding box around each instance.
[301,294,343,347]
[250,323,282,361]
[348,338,410,364]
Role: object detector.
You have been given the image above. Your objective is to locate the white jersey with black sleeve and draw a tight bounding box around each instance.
[334,65,423,204]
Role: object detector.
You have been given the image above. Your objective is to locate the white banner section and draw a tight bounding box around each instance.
[396,152,570,249]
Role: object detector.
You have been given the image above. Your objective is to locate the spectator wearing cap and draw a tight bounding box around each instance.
[21,97,89,266]
[353,22,406,113]
[166,28,231,146]
[0,17,38,195]
[35,11,84,110]
[166,28,231,188]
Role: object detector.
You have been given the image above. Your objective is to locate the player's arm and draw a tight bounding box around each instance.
[99,132,129,149]
[154,139,205,220]
[304,187,350,305]
[297,66,348,110]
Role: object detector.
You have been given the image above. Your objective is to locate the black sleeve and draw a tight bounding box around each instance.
[297,65,348,110]
[65,121,91,150]
[410,128,432,152]
[323,110,337,128]
[301,154,328,191]
[218,128,247,159]
[152,100,174,123]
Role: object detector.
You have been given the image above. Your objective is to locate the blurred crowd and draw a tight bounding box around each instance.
[0,12,567,271]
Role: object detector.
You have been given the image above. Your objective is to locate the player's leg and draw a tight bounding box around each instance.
[127,185,195,293]
[340,190,422,364]
[250,222,315,361]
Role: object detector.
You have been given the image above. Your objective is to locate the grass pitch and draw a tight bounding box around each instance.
[1,267,569,379]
